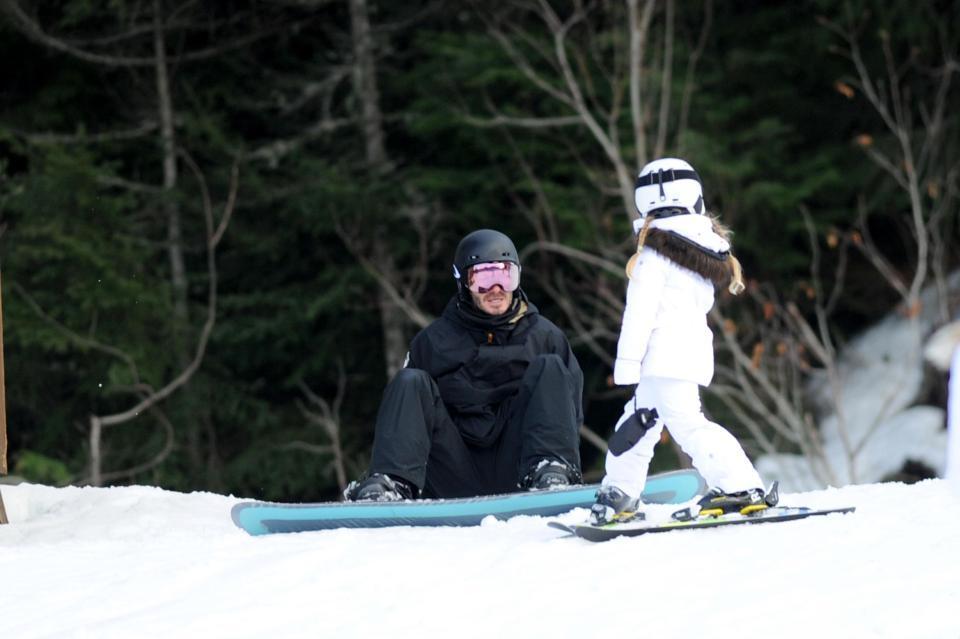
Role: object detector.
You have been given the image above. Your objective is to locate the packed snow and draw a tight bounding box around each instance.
[1,478,958,639]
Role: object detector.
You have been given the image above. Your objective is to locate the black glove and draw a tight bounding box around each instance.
[608,405,658,456]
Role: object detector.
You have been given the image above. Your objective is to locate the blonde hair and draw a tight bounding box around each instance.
[624,215,654,278]
[625,214,745,295]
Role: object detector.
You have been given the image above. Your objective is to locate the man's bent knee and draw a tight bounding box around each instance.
[530,353,566,372]
[390,367,434,388]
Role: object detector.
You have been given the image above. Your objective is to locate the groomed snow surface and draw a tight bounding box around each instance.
[1,479,958,639]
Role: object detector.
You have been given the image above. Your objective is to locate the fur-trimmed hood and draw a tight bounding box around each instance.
[644,227,733,288]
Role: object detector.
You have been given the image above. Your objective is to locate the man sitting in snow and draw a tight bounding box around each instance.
[344,229,583,501]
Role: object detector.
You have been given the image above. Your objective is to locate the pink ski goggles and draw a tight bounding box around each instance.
[467,261,520,293]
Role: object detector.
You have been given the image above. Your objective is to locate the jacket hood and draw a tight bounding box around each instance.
[649,214,729,254]
[645,228,733,288]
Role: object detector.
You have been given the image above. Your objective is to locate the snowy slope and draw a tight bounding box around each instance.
[1,480,958,639]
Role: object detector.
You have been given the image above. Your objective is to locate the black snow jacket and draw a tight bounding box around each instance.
[406,292,584,447]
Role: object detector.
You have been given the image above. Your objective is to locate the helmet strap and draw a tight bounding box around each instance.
[635,168,700,189]
[648,207,689,221]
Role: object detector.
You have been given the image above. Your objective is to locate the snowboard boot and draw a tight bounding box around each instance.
[696,482,779,517]
[521,459,581,491]
[343,473,417,502]
[589,485,643,525]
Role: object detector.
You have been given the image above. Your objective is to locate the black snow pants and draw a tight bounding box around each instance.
[368,353,582,498]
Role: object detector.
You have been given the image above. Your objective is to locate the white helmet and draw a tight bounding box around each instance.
[634,158,704,220]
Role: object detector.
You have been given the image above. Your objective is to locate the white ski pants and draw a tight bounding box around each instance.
[603,376,763,499]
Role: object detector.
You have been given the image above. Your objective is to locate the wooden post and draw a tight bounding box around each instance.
[0,268,8,524]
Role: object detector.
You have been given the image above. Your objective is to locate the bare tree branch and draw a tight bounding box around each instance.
[6,121,160,145]
[0,0,305,67]
[461,113,583,128]
[94,175,164,194]
[244,118,353,167]
[92,406,176,484]
[13,283,145,389]
[87,153,238,485]
[627,0,656,169]
[519,240,625,279]
[296,368,349,491]
[677,0,712,154]
[579,423,608,454]
[653,0,673,159]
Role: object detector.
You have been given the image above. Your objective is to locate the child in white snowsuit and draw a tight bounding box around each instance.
[591,158,769,525]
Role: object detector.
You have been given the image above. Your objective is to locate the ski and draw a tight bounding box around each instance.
[546,521,574,534]
[563,505,856,542]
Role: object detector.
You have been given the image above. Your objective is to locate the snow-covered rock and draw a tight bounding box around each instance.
[756,272,960,492]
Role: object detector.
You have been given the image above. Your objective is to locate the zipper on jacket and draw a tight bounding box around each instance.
[486,331,494,345]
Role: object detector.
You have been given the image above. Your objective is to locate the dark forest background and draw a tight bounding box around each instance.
[0,0,956,501]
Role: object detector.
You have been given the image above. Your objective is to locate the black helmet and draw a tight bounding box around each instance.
[453,229,520,287]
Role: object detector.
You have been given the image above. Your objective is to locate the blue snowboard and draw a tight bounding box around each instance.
[231,469,706,535]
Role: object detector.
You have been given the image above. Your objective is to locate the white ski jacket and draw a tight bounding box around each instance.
[613,249,717,387]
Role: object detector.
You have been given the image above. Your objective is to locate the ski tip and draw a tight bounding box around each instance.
[547,520,574,534]
[231,501,270,536]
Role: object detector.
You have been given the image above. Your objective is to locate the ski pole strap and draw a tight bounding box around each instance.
[608,406,659,456]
